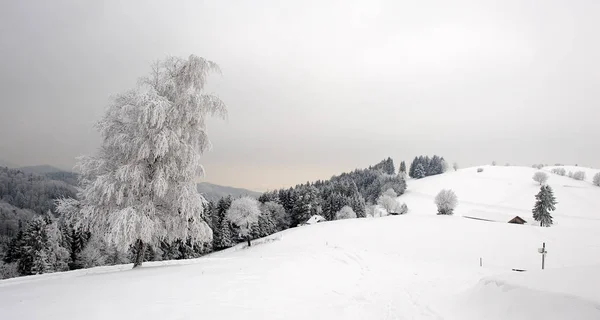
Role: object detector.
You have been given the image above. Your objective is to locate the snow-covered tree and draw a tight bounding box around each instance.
[532,185,557,227]
[399,161,407,176]
[568,171,574,178]
[17,216,67,275]
[214,218,234,249]
[226,197,261,247]
[453,162,458,171]
[414,163,426,179]
[572,171,586,181]
[593,172,600,187]
[261,201,290,232]
[492,161,497,166]
[57,55,226,268]
[335,206,356,220]
[532,172,549,185]
[377,188,404,215]
[551,168,566,176]
[76,236,108,268]
[434,189,458,215]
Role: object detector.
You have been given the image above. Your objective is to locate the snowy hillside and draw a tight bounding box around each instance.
[1,165,600,319]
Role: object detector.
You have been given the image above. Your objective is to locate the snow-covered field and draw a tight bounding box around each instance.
[1,165,599,319]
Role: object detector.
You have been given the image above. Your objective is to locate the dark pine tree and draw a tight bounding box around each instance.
[532,185,557,227]
[399,161,407,176]
[409,157,419,178]
[3,229,24,264]
[414,163,426,179]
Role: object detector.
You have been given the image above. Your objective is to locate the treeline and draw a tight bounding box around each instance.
[0,167,77,215]
[207,158,406,250]
[408,155,446,179]
[0,167,78,259]
[1,158,407,279]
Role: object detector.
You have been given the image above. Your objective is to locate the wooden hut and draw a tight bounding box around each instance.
[508,216,527,224]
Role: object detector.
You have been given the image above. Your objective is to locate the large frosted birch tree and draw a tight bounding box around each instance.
[59,55,227,268]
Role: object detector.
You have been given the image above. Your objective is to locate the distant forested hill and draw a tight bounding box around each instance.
[197,182,261,203]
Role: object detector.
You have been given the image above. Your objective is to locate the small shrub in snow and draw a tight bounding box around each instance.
[335,206,357,220]
[453,162,458,171]
[572,171,586,181]
[593,172,600,187]
[532,172,549,185]
[398,203,408,215]
[376,189,405,215]
[568,171,574,178]
[477,168,483,173]
[434,189,458,215]
[551,168,566,176]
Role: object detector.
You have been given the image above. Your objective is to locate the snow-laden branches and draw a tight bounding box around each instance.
[435,189,458,215]
[226,197,260,236]
[58,55,226,254]
[532,172,549,185]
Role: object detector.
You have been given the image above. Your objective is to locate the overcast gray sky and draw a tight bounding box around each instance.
[1,0,599,191]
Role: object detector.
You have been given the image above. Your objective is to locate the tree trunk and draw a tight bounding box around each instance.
[246,236,251,247]
[133,239,146,268]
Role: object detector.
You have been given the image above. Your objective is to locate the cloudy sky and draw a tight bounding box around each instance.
[1,0,599,191]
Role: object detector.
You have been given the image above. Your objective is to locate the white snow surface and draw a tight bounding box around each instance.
[2,165,600,319]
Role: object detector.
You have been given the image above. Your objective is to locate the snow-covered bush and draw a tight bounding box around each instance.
[76,237,108,268]
[532,164,544,169]
[434,189,458,215]
[532,172,549,185]
[398,203,408,215]
[492,161,497,166]
[335,206,357,220]
[377,188,405,215]
[365,205,376,218]
[226,197,261,246]
[593,172,600,187]
[477,168,483,173]
[568,171,574,178]
[572,171,586,181]
[551,168,566,176]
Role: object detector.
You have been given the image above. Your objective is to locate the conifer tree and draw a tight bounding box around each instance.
[18,217,51,275]
[399,161,407,176]
[217,219,234,249]
[3,230,24,264]
[414,163,426,179]
[409,157,418,178]
[532,185,557,227]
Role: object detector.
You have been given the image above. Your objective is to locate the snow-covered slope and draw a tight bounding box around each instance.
[1,166,599,319]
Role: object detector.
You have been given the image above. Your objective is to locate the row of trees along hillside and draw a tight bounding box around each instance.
[1,157,406,279]
[408,155,446,179]
[257,157,406,225]
[206,157,406,251]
